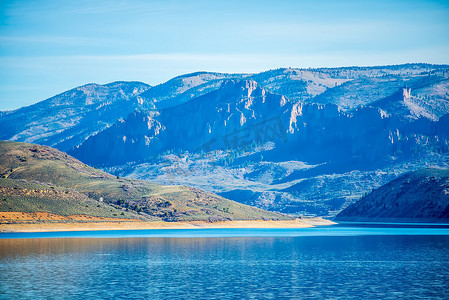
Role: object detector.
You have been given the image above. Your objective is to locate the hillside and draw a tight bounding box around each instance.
[335,168,449,222]
[0,141,289,224]
[0,81,151,151]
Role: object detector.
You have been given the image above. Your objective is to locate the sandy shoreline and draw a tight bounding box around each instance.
[0,218,335,233]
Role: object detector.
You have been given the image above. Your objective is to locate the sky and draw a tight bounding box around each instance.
[0,0,448,110]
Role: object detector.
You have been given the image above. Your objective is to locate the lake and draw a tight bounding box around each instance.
[1,223,449,299]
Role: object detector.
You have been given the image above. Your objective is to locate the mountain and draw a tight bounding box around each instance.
[137,71,248,109]
[335,168,449,222]
[249,68,349,102]
[0,141,289,223]
[2,64,445,152]
[70,79,290,165]
[0,73,247,152]
[251,64,446,106]
[3,63,449,218]
[72,67,449,217]
[0,81,151,152]
[73,78,449,167]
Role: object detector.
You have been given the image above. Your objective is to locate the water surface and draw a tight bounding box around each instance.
[1,224,448,299]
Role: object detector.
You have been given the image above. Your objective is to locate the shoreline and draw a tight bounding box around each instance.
[0,218,335,233]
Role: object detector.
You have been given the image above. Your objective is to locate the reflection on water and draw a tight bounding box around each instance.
[2,223,449,240]
[1,230,449,299]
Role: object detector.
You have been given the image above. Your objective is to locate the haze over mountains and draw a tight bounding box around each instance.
[2,64,449,217]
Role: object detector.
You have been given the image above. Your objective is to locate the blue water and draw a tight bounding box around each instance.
[1,223,449,299]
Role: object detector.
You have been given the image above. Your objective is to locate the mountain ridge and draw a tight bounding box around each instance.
[0,81,152,151]
[2,63,449,218]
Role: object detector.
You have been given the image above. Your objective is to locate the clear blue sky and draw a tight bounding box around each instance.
[1,0,448,110]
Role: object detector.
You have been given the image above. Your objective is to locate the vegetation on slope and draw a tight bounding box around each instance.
[0,141,290,223]
[335,167,449,222]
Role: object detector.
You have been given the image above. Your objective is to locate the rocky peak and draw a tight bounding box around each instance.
[403,87,412,100]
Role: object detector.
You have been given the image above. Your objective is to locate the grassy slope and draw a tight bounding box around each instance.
[0,141,289,222]
[335,167,449,222]
[0,178,144,220]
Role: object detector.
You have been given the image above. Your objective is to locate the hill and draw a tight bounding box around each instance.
[335,168,449,222]
[0,141,290,224]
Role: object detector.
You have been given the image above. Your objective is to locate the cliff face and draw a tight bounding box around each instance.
[335,168,449,222]
[72,76,449,168]
[70,80,291,165]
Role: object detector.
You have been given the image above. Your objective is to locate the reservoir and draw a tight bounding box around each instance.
[1,223,448,299]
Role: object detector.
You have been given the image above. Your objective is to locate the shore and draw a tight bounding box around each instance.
[0,218,335,233]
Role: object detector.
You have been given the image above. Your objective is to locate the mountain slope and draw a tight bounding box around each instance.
[250,64,445,105]
[138,71,247,109]
[249,68,349,102]
[70,79,291,165]
[0,81,151,151]
[0,141,289,223]
[335,168,449,222]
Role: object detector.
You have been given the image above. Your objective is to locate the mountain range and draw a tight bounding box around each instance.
[1,63,449,218]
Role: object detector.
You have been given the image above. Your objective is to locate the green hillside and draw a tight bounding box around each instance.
[0,141,290,223]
